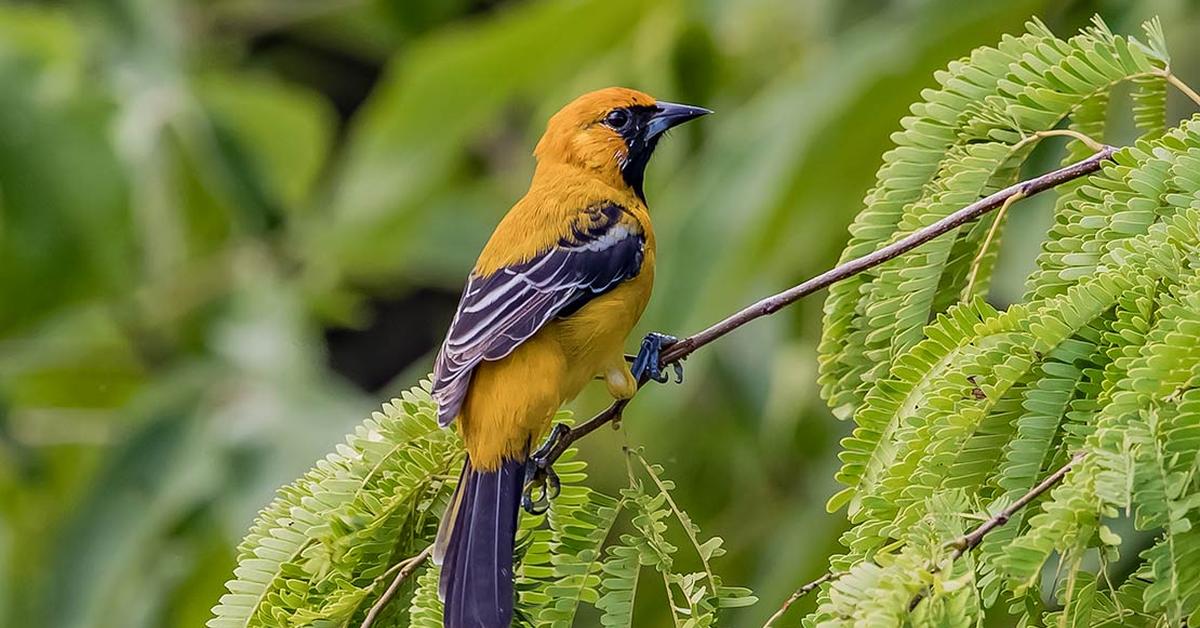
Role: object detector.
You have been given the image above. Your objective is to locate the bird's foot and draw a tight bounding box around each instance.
[630,332,684,385]
[522,423,569,514]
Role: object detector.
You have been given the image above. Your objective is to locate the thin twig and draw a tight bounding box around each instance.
[539,145,1117,468]
[908,451,1087,611]
[761,571,838,628]
[360,544,434,628]
[658,147,1114,363]
[761,451,1086,623]
[947,451,1086,561]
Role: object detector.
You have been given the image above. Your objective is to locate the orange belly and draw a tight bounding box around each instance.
[457,268,653,470]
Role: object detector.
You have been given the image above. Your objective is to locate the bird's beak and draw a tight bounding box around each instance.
[646,101,712,139]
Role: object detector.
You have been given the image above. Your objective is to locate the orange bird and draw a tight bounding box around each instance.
[430,87,709,627]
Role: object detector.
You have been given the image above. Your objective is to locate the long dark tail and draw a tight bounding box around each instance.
[433,456,524,628]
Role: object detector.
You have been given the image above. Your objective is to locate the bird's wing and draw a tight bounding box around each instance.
[432,202,644,426]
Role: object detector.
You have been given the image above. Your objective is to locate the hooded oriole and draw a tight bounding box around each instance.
[430,87,709,628]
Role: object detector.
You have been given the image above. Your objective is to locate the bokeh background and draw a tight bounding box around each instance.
[2,1,1199,626]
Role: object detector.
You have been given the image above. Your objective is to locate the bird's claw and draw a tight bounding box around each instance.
[522,423,569,514]
[630,332,684,385]
[521,464,560,514]
[669,361,684,384]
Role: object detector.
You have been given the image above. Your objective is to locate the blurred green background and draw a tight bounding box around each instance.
[1,0,1198,626]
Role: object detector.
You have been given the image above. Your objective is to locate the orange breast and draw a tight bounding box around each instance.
[459,197,654,470]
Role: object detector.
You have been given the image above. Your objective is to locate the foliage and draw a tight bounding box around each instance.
[6,1,1200,627]
[209,386,753,626]
[209,385,459,627]
[813,16,1200,627]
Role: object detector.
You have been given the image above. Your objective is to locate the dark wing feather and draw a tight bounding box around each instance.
[432,203,644,426]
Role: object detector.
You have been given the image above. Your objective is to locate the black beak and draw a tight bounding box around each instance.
[646,101,712,139]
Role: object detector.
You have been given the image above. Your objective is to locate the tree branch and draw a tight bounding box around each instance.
[540,145,1117,467]
[360,544,433,628]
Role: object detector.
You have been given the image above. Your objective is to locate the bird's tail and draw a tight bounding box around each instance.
[434,456,524,628]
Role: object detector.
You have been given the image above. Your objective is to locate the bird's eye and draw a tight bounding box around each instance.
[605,109,631,130]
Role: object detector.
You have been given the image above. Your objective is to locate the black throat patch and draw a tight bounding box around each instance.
[617,105,662,203]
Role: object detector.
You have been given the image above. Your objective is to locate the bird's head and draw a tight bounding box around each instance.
[534,87,710,202]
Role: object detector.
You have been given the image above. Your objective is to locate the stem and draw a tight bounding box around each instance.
[1029,129,1106,153]
[540,145,1117,468]
[663,570,685,628]
[359,544,433,628]
[1161,70,1200,108]
[632,451,719,597]
[962,190,1025,300]
[761,572,838,628]
[622,449,683,628]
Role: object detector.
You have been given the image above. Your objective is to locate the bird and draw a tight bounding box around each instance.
[429,87,709,628]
